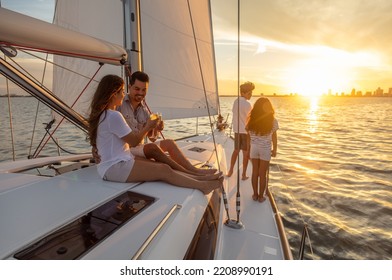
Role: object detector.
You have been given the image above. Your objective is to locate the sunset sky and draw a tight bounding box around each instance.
[2,0,392,96]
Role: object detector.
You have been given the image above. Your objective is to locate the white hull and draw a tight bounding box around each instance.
[0,131,291,260]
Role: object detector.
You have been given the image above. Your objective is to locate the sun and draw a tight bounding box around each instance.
[285,65,352,97]
[281,46,365,97]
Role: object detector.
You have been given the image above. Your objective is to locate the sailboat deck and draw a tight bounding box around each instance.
[0,132,289,260]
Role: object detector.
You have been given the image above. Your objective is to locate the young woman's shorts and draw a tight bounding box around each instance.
[103,160,134,183]
[234,133,248,150]
[250,144,271,161]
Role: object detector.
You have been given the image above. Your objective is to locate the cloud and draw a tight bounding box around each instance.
[213,0,392,59]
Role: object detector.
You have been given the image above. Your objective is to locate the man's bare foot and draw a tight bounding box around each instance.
[201,175,224,194]
[196,168,218,175]
[188,171,222,181]
[252,194,258,201]
[226,170,233,177]
[241,175,249,180]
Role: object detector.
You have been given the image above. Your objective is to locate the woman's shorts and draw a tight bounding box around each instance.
[250,144,271,161]
[103,160,134,183]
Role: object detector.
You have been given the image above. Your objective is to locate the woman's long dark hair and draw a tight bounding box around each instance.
[246,97,275,136]
[88,75,124,147]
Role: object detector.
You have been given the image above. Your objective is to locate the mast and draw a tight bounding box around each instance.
[123,0,142,77]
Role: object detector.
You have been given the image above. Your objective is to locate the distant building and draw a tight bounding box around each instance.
[374,87,383,96]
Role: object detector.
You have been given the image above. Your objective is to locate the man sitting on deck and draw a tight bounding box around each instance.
[93,71,216,176]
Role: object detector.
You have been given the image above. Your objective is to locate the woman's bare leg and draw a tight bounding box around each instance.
[143,143,221,179]
[251,159,259,201]
[127,158,223,194]
[258,160,270,202]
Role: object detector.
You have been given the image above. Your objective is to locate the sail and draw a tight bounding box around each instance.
[52,0,125,119]
[140,0,219,120]
[52,0,218,120]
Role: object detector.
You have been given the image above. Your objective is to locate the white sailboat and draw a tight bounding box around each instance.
[0,0,292,260]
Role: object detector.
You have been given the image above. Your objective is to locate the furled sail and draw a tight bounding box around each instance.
[0,7,127,66]
[140,0,219,119]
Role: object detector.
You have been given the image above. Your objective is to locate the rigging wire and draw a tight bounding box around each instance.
[234,0,242,223]
[29,51,52,157]
[186,0,232,221]
[4,56,16,161]
[33,63,104,158]
[29,0,59,157]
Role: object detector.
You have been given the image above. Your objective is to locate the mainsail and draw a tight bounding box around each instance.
[53,0,219,120]
[140,0,219,119]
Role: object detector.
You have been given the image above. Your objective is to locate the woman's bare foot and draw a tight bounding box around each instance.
[258,195,266,203]
[252,194,258,201]
[200,175,224,194]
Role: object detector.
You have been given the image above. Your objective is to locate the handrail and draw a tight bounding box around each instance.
[267,189,293,260]
[298,224,313,259]
[132,204,182,260]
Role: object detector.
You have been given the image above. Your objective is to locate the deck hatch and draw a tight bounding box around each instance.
[14,191,155,260]
[188,147,207,153]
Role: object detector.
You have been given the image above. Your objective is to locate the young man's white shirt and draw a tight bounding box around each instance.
[231,96,252,133]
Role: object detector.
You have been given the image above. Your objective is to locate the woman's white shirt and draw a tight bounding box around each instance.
[96,110,133,178]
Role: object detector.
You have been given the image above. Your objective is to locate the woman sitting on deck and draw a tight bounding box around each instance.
[87,74,223,194]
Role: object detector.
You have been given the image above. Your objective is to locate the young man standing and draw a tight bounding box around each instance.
[226,81,254,180]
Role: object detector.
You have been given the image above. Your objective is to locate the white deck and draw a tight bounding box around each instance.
[0,131,290,260]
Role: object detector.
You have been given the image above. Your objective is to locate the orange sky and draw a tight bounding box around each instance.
[212,0,392,96]
[2,0,392,97]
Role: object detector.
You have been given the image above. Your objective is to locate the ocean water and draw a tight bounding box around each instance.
[1,96,391,260]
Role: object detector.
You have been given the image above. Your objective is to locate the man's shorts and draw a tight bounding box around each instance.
[103,160,134,183]
[130,141,162,158]
[234,133,248,150]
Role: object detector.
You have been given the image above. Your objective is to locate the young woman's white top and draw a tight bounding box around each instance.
[249,118,279,161]
[96,110,133,178]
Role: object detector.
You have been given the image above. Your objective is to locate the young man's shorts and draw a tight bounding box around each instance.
[234,133,248,150]
[103,160,134,183]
